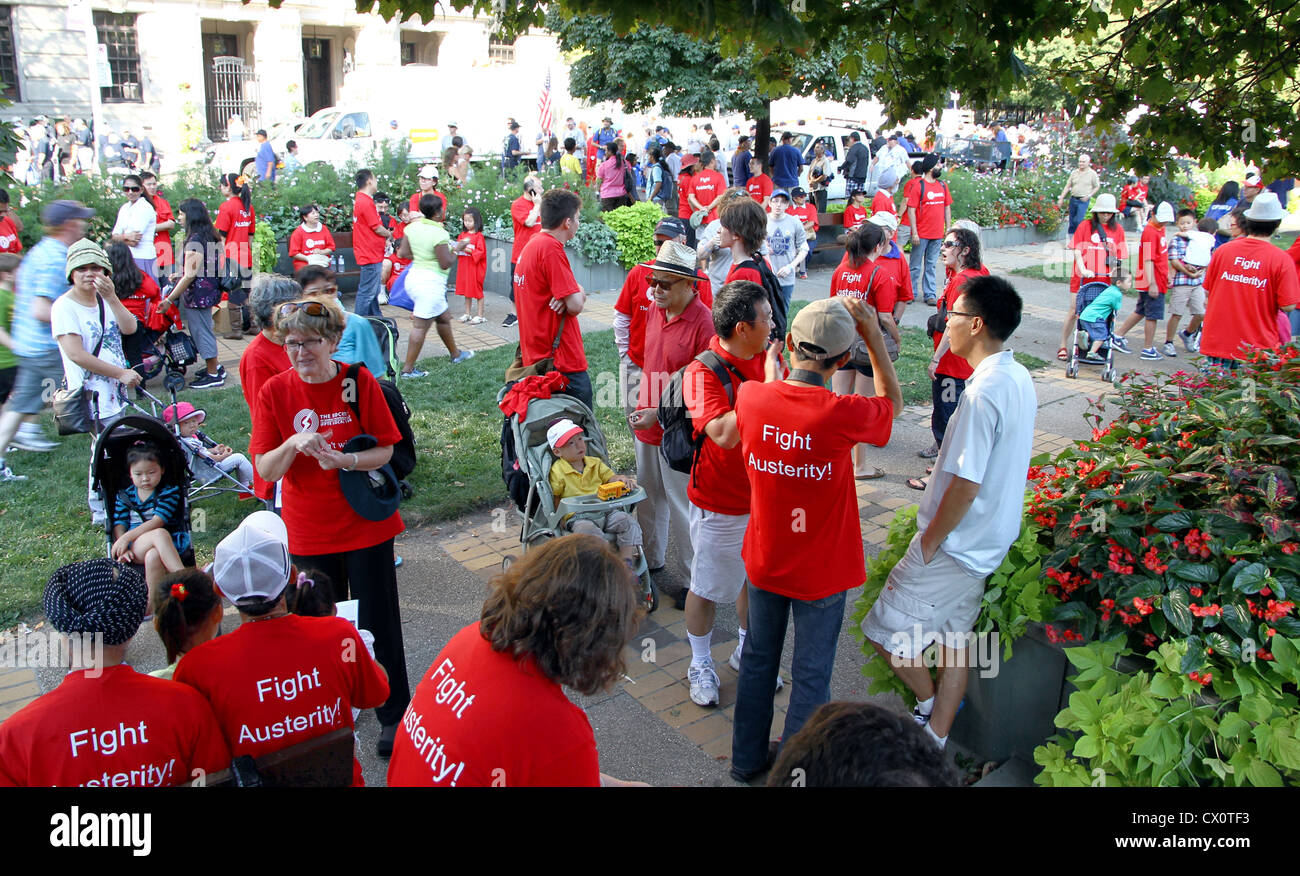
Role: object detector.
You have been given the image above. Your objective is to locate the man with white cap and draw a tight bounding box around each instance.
[440,123,459,154]
[0,559,230,786]
[174,511,390,784]
[627,240,716,611]
[1200,191,1299,367]
[1113,200,1174,361]
[729,296,902,782]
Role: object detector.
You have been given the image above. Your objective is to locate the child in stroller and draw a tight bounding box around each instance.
[1067,266,1128,380]
[110,439,189,591]
[547,418,642,569]
[162,401,253,492]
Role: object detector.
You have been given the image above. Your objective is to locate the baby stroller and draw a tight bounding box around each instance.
[1066,281,1117,383]
[91,413,196,571]
[497,387,657,612]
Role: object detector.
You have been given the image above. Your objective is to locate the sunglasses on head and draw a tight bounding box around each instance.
[278,301,331,318]
[123,186,141,192]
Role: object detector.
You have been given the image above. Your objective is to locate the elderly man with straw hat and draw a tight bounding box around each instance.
[627,240,716,609]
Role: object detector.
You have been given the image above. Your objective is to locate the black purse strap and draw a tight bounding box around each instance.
[91,294,106,359]
[549,313,567,353]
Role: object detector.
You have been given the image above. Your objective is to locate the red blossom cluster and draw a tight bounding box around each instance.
[1044,625,1084,644]
[1181,529,1212,559]
[1189,603,1223,618]
[1107,539,1136,575]
[1188,670,1213,686]
[1247,599,1296,622]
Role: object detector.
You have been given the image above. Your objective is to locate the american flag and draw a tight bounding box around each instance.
[538,69,553,137]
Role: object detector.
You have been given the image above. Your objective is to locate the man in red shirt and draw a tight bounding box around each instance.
[898,160,923,250]
[906,155,952,305]
[504,176,542,328]
[174,511,390,786]
[0,559,230,787]
[352,169,391,318]
[627,240,715,609]
[1113,201,1172,360]
[689,152,727,225]
[729,296,902,782]
[1201,191,1300,365]
[0,189,22,253]
[680,280,774,706]
[787,186,819,278]
[745,156,773,211]
[514,188,593,409]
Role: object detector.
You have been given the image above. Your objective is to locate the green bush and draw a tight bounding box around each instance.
[601,201,666,268]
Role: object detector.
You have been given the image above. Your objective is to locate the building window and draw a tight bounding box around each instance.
[0,7,18,101]
[487,37,514,65]
[94,11,142,103]
[400,42,415,65]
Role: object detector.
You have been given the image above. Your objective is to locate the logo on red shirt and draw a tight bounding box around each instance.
[294,409,319,433]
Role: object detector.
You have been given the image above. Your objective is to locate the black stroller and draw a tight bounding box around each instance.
[1065,281,1118,382]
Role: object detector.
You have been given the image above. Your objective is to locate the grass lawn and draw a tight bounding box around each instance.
[0,322,1044,620]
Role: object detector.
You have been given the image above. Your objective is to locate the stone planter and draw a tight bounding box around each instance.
[484,233,626,296]
[978,224,1066,248]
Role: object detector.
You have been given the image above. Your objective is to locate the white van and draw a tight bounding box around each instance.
[774,121,873,202]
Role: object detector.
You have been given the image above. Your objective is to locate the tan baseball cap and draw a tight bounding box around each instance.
[789,298,855,360]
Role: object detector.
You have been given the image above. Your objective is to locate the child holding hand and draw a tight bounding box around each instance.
[546,418,642,567]
[111,441,188,590]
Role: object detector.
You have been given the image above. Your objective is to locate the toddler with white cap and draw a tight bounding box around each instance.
[546,418,643,567]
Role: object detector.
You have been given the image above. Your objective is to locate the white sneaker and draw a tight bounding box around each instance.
[11,429,58,452]
[688,657,720,706]
[0,465,28,482]
[451,349,475,365]
[728,645,785,690]
[458,313,471,323]
[1162,341,1178,358]
[378,290,389,305]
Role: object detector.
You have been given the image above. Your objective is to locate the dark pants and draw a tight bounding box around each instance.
[121,325,149,368]
[291,537,412,727]
[731,585,847,776]
[509,262,516,304]
[931,374,966,447]
[560,369,593,411]
[812,190,828,213]
[1067,197,1090,236]
[0,365,15,406]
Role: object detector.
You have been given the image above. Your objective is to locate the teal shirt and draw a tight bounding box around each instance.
[336,312,388,378]
[1080,285,1124,323]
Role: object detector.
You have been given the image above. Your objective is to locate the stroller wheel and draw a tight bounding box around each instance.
[641,568,658,613]
[501,554,515,572]
[1065,363,1078,379]
[1102,367,1116,383]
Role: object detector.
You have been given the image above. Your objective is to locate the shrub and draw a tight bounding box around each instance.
[601,201,666,268]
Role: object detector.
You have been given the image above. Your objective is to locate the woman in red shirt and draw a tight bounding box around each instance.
[386,535,645,787]
[107,240,161,371]
[214,173,257,337]
[454,206,487,323]
[842,189,870,231]
[141,172,174,278]
[829,223,900,479]
[1061,193,1126,359]
[288,204,336,271]
[677,154,700,243]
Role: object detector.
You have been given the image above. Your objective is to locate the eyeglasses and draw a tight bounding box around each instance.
[123,186,141,193]
[278,301,331,318]
[947,310,980,320]
[284,337,327,352]
[940,240,960,248]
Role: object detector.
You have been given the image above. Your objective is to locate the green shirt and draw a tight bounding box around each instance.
[0,283,15,370]
[1079,284,1124,322]
[404,218,451,279]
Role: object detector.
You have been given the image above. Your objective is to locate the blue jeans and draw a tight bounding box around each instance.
[779,281,795,312]
[909,237,942,302]
[931,374,966,447]
[731,585,847,776]
[1067,197,1090,236]
[355,262,383,317]
[560,369,593,412]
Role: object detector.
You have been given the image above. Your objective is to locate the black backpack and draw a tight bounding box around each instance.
[735,257,789,341]
[344,363,417,484]
[658,350,746,475]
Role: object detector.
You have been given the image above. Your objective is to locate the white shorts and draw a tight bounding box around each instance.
[688,504,749,604]
[405,266,448,320]
[1168,284,1206,318]
[861,533,987,659]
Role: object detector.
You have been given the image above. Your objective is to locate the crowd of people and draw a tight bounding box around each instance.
[0,116,1298,787]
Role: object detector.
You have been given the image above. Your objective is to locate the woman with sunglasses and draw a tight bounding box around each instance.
[110,174,157,279]
[158,199,226,389]
[249,296,412,757]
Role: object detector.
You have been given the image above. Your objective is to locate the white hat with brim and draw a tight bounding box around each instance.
[1154,201,1175,223]
[866,211,899,231]
[1243,191,1286,221]
[1092,193,1119,213]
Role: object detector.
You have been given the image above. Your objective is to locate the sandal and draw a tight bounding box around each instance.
[470,316,486,325]
[855,467,886,480]
[1056,347,1069,361]
[926,466,934,475]
[917,443,939,459]
[906,477,929,491]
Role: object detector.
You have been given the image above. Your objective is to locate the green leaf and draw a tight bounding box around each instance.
[1154,511,1195,531]
[1245,758,1283,787]
[1169,561,1219,583]
[1218,711,1249,739]
[1233,562,1270,594]
[1149,672,1183,698]
[1163,588,1194,635]
[1273,730,1300,770]
[1073,734,1100,758]
[1222,602,1253,638]
[1067,690,1103,723]
[1180,636,1207,674]
[1206,632,1241,660]
[1239,695,1274,724]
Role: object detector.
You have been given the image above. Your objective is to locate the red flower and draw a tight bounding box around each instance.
[1142,633,1158,647]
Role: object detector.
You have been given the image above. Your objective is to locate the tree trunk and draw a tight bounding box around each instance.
[753,100,771,166]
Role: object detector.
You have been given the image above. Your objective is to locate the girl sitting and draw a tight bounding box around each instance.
[110,441,188,591]
[163,401,254,491]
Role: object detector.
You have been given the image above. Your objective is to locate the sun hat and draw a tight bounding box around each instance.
[65,238,111,282]
[789,297,856,361]
[43,559,147,646]
[211,510,292,605]
[867,211,899,231]
[651,240,700,279]
[680,153,698,169]
[418,164,439,179]
[337,434,402,522]
[162,401,205,426]
[1154,202,1175,223]
[1243,190,1287,221]
[1092,193,1119,213]
[547,418,584,450]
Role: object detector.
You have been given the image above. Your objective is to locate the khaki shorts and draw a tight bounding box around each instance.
[861,533,987,659]
[1168,284,1206,318]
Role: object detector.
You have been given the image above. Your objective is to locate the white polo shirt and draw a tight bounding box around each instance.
[918,349,1036,577]
[112,197,157,261]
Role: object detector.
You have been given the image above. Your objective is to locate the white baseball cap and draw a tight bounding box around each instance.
[212,511,291,605]
[418,164,439,179]
[1154,202,1175,223]
[547,418,583,450]
[866,211,899,231]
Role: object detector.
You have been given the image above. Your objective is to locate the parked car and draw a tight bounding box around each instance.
[774,121,873,203]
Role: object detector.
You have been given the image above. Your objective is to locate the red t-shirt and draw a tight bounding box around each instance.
[351,191,385,265]
[901,176,921,207]
[1133,223,1170,293]
[935,265,990,380]
[249,363,404,554]
[842,204,869,230]
[387,624,599,787]
[1120,183,1149,205]
[905,179,951,240]
[678,171,697,220]
[239,334,291,501]
[514,232,586,374]
[1069,219,1128,293]
[879,249,914,302]
[215,196,256,268]
[735,381,893,598]
[0,214,22,253]
[685,336,766,515]
[692,169,726,221]
[510,195,540,264]
[725,261,765,287]
[615,263,713,369]
[746,173,773,205]
[0,665,229,787]
[870,189,897,217]
[1289,236,1300,275]
[384,254,411,291]
[151,195,172,266]
[634,295,715,445]
[408,188,441,217]
[174,614,389,787]
[118,272,161,323]
[289,224,336,266]
[1201,236,1300,360]
[787,202,819,235]
[830,253,899,314]
[455,231,486,298]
